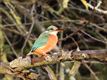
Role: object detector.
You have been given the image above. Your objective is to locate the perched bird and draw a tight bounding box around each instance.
[28,25,62,57]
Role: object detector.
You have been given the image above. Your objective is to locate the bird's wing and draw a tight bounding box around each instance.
[31,31,49,51]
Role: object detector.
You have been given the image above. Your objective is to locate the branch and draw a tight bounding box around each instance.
[87,1,107,14]
[0,49,107,78]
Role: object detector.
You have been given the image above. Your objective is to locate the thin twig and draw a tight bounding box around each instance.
[20,4,35,55]
[81,30,106,44]
[3,23,32,27]
[0,27,23,36]
[83,62,100,80]
[44,66,57,80]
[87,1,107,14]
[4,33,18,57]
[59,24,65,80]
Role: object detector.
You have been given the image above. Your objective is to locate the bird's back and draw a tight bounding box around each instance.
[31,31,49,51]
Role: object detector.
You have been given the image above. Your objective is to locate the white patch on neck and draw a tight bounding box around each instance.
[49,31,58,35]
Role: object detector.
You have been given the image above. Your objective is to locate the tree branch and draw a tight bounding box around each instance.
[0,49,107,78]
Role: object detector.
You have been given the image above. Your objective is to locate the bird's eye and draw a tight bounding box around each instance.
[50,28,54,30]
[47,28,54,31]
[47,25,57,31]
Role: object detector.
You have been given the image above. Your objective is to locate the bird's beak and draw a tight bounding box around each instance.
[56,29,63,32]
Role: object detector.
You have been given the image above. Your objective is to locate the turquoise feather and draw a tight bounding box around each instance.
[31,31,49,51]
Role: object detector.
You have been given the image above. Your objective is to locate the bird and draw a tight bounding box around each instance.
[28,25,62,57]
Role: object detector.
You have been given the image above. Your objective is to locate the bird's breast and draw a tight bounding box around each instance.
[34,34,58,54]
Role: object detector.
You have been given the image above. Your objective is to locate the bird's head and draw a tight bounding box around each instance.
[47,25,63,35]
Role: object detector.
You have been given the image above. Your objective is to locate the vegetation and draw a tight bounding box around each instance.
[0,0,107,80]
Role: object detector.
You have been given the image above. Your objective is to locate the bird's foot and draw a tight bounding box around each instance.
[44,55,52,62]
